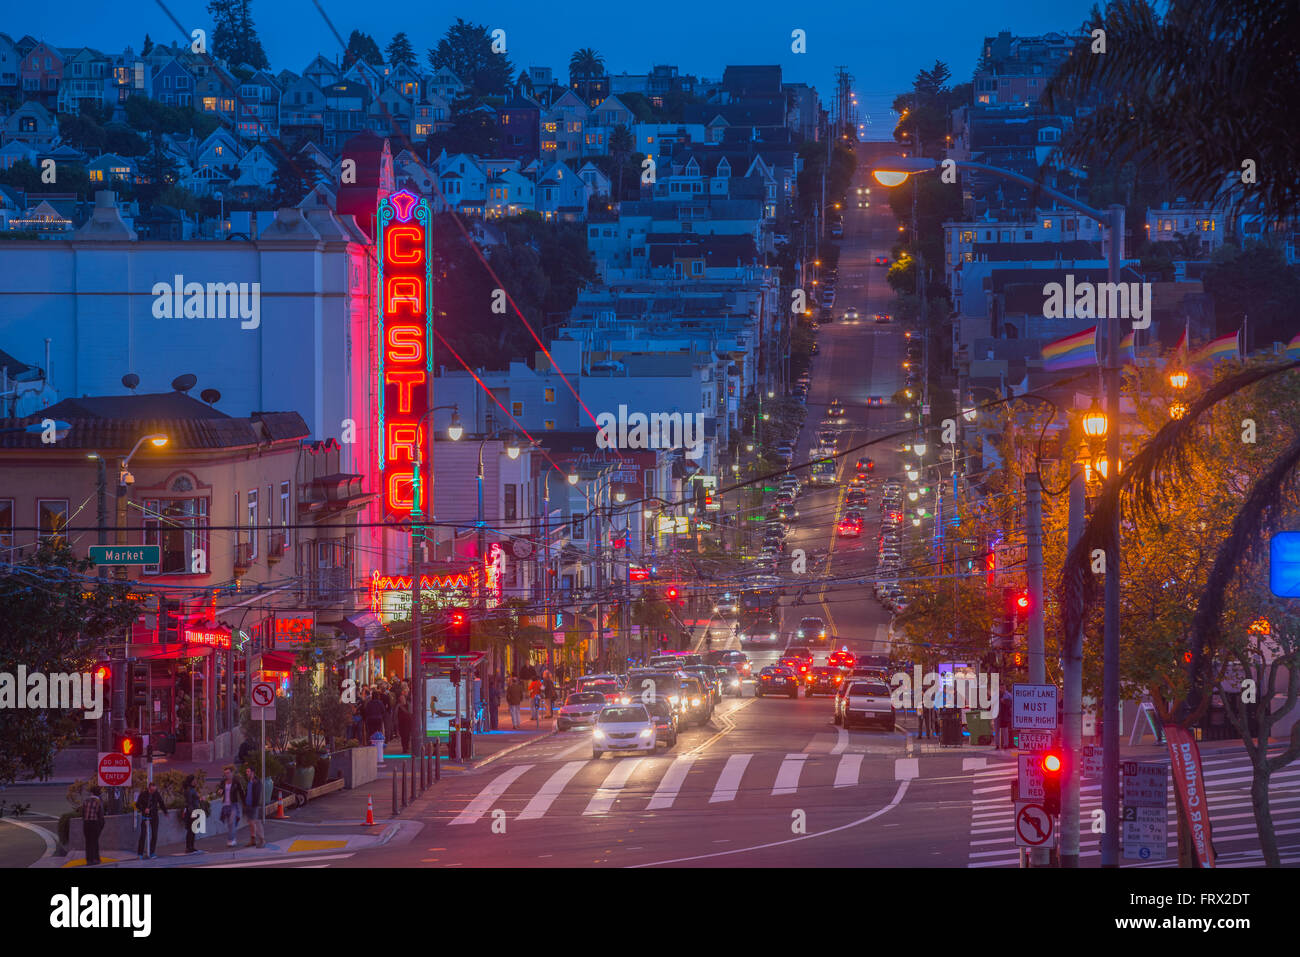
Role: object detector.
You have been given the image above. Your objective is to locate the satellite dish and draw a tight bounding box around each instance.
[121,373,140,392]
[171,373,198,393]
[200,388,221,405]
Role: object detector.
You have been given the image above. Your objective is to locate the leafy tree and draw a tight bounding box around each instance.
[608,124,634,198]
[155,185,200,216]
[123,96,219,139]
[343,30,384,70]
[0,159,90,200]
[569,47,604,103]
[425,107,499,158]
[207,0,269,69]
[0,543,141,786]
[1202,242,1300,347]
[58,112,105,152]
[426,18,514,96]
[1045,0,1300,221]
[103,123,149,157]
[386,31,416,69]
[138,130,180,200]
[270,153,307,208]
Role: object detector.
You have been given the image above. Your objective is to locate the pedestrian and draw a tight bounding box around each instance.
[382,682,398,742]
[242,766,265,848]
[135,781,166,860]
[82,785,105,865]
[997,688,1013,749]
[505,677,523,729]
[218,766,243,847]
[527,677,542,722]
[542,673,557,717]
[363,684,388,749]
[397,692,412,753]
[488,677,501,731]
[917,702,931,739]
[182,774,202,853]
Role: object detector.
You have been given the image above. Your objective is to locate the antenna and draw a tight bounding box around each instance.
[171,373,198,393]
[121,373,140,392]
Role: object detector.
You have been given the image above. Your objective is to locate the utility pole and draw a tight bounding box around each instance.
[1026,471,1047,867]
[1061,456,1086,867]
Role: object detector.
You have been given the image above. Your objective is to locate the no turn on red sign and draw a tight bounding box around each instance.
[97,752,132,787]
[1015,801,1056,847]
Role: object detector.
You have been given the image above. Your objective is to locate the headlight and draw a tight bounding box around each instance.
[593,729,605,739]
[691,698,701,706]
[639,728,652,738]
[668,695,680,705]
[730,679,740,687]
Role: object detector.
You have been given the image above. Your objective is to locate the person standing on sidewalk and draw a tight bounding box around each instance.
[218,766,243,847]
[542,672,557,718]
[82,785,105,865]
[996,688,1013,749]
[363,686,388,749]
[527,676,542,722]
[488,676,501,731]
[506,677,524,729]
[182,775,201,853]
[396,692,412,752]
[135,781,166,860]
[242,766,265,848]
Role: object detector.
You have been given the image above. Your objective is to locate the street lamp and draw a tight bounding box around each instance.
[913,439,928,457]
[906,467,919,482]
[1081,400,1108,442]
[1168,369,1189,391]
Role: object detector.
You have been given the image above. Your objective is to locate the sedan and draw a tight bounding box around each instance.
[556,692,609,731]
[755,666,799,698]
[797,617,828,642]
[875,255,889,266]
[806,666,846,697]
[836,680,897,731]
[591,705,657,758]
[872,313,892,324]
[828,649,857,670]
[718,665,745,697]
[643,697,679,748]
[837,517,862,538]
[843,308,860,323]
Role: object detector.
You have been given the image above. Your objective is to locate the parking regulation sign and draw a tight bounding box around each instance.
[1122,762,1168,860]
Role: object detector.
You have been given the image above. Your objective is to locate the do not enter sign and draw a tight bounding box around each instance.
[98,751,132,787]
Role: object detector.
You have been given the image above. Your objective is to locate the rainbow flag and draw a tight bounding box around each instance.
[1193,329,1241,365]
[1042,326,1098,371]
[1173,325,1189,355]
[1285,334,1300,358]
[1120,330,1136,365]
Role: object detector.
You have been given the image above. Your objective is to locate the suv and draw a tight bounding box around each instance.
[677,676,712,726]
[797,618,828,642]
[835,679,897,731]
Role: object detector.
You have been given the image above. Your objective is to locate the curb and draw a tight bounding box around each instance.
[471,729,558,770]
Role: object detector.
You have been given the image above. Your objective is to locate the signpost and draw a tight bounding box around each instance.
[1122,761,1168,860]
[1014,801,1055,847]
[1017,730,1053,751]
[1017,753,1046,802]
[1013,683,1059,729]
[250,680,275,826]
[89,545,160,566]
[1082,744,1103,779]
[97,751,132,788]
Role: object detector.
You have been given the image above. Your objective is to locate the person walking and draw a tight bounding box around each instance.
[381,682,398,742]
[135,781,166,860]
[182,775,202,853]
[996,688,1013,749]
[527,676,543,723]
[396,692,412,753]
[506,677,524,729]
[542,672,557,718]
[242,766,265,848]
[82,785,105,865]
[218,766,243,847]
[363,685,388,751]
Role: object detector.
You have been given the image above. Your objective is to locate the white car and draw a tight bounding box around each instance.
[836,680,896,731]
[592,705,657,758]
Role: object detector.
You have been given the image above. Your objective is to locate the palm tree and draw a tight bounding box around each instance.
[1044,0,1300,221]
[568,47,605,104]
[1059,358,1300,865]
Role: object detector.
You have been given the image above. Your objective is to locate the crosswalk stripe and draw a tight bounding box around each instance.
[834,753,864,788]
[584,758,646,815]
[772,753,808,796]
[517,761,587,820]
[709,753,753,803]
[647,756,697,810]
[449,764,533,825]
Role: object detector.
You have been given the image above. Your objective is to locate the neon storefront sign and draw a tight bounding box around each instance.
[376,189,433,516]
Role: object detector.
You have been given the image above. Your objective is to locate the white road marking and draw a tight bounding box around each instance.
[646,755,697,810]
[584,758,645,815]
[963,757,988,771]
[894,757,919,780]
[834,753,864,788]
[831,726,849,755]
[204,852,355,868]
[449,764,532,825]
[516,760,587,820]
[709,753,753,803]
[772,753,809,795]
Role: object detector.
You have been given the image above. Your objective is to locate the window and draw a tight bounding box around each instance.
[37,499,69,544]
[544,387,556,403]
[692,260,704,276]
[504,484,517,521]
[247,489,258,560]
[571,515,585,539]
[1024,231,1033,240]
[0,499,12,548]
[280,481,291,548]
[511,401,524,417]
[1042,220,1053,229]
[143,497,209,575]
[644,471,655,498]
[544,419,556,430]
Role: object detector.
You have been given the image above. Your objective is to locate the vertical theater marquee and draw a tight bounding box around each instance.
[377,190,433,516]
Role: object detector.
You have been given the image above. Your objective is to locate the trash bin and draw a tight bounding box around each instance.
[447,730,473,761]
[966,711,994,746]
[939,708,964,747]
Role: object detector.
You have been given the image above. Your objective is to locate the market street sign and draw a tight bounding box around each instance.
[89,545,160,565]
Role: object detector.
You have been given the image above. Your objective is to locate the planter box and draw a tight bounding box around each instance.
[65,810,192,854]
[328,746,378,789]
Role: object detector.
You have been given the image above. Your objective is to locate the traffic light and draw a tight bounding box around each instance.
[1041,749,1063,816]
[445,608,470,655]
[129,660,148,709]
[93,663,112,689]
[114,732,143,758]
[665,585,681,604]
[1015,591,1030,620]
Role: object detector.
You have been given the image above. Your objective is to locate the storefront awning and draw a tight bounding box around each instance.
[257,651,296,672]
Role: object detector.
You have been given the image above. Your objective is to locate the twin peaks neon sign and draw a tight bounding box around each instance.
[377,190,433,516]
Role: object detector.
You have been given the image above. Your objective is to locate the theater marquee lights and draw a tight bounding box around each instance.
[377,189,433,516]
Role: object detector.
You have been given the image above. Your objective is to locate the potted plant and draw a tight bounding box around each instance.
[288,739,319,790]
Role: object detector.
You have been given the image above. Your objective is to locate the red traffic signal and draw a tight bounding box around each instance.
[114,733,142,757]
[1016,593,1030,611]
[1041,751,1062,775]
[665,586,679,602]
[95,664,112,685]
[1041,749,1063,815]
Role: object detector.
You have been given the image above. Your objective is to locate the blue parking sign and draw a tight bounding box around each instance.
[1270,532,1300,597]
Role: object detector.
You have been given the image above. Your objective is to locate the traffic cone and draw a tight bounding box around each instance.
[362,795,376,826]
[272,799,287,820]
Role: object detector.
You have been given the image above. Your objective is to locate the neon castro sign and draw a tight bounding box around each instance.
[377,189,433,516]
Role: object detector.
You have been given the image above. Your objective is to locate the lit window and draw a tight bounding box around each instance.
[511,401,524,416]
[544,419,556,430]
[544,387,556,403]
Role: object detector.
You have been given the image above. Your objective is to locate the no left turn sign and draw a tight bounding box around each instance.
[1015,801,1056,847]
[251,682,275,707]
